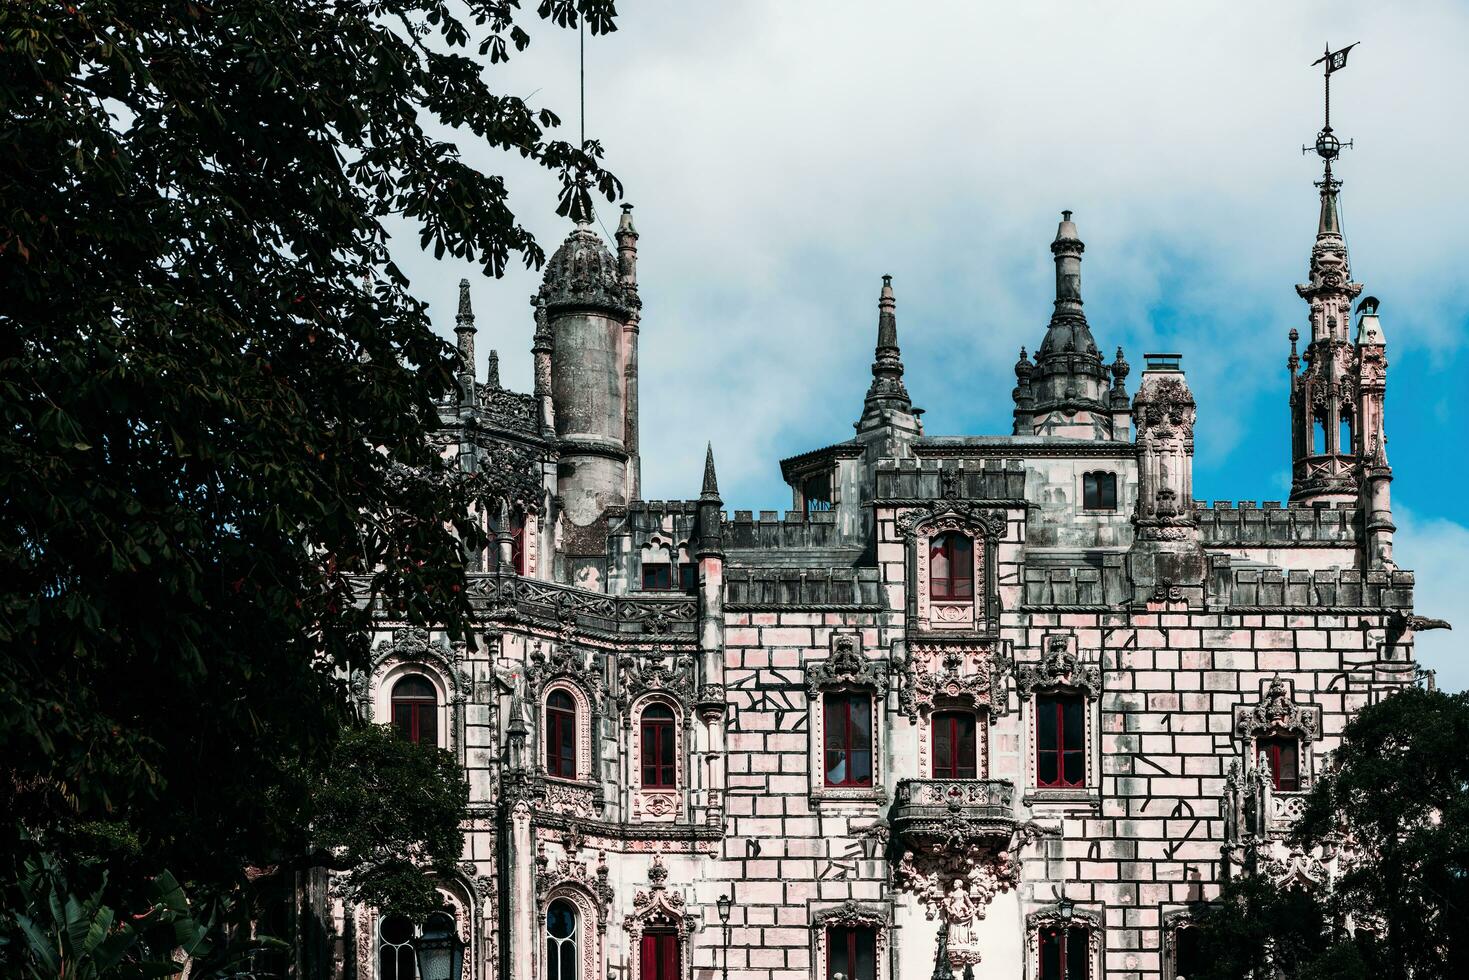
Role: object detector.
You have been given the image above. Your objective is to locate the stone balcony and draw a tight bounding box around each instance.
[891,778,1018,851]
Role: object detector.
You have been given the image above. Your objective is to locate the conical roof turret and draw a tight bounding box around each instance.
[856,275,918,434]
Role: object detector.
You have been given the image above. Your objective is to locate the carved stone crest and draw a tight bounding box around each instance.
[805,633,888,696]
[1234,675,1319,743]
[1016,634,1101,701]
[899,642,1008,721]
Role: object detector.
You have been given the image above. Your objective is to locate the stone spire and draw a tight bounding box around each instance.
[454,278,477,404]
[1019,212,1114,438]
[701,442,720,500]
[855,275,919,435]
[615,203,639,287]
[486,349,501,389]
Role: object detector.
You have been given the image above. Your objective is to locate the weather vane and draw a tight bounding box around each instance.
[1304,42,1359,192]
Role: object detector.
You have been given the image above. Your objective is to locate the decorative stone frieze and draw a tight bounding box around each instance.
[1233,674,1320,744]
[898,641,1008,722]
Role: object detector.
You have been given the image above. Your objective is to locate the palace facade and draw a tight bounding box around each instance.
[337,171,1424,980]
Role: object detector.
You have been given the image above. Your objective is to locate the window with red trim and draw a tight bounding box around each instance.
[546,690,577,779]
[932,710,979,779]
[390,675,438,747]
[1256,735,1300,791]
[929,532,974,600]
[826,925,876,980]
[1036,693,1085,789]
[823,692,872,788]
[510,513,526,575]
[640,929,679,980]
[1039,925,1090,980]
[640,704,676,789]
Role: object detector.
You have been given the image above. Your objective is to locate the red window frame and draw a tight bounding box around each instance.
[640,704,677,789]
[1036,692,1085,789]
[510,514,526,575]
[822,691,873,788]
[826,925,876,980]
[546,690,578,780]
[640,929,679,980]
[1256,735,1300,791]
[390,676,438,747]
[931,710,979,779]
[929,532,974,600]
[1039,925,1090,980]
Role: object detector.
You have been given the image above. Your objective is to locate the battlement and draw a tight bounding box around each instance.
[1225,566,1413,609]
[1022,556,1130,607]
[876,457,1027,502]
[1198,501,1359,547]
[724,508,841,551]
[724,565,883,608]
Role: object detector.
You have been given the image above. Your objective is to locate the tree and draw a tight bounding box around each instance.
[0,0,620,974]
[1191,687,1469,980]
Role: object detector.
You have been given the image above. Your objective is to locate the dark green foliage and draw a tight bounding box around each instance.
[1190,687,1469,980]
[0,0,618,975]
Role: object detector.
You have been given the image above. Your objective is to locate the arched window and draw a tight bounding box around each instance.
[639,928,680,980]
[640,703,676,789]
[929,532,973,600]
[391,675,438,747]
[546,690,578,780]
[1312,416,1327,455]
[932,710,978,779]
[1256,735,1300,791]
[545,899,579,980]
[1338,413,1353,456]
[1037,692,1085,789]
[1039,923,1091,980]
[378,913,416,980]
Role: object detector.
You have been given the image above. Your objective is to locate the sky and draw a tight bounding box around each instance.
[388,1,1469,690]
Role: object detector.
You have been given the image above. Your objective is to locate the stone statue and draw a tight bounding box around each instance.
[944,879,977,945]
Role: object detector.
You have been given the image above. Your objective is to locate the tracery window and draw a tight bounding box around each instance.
[639,929,680,980]
[823,691,873,788]
[640,703,677,789]
[1256,734,1300,791]
[931,710,978,779]
[1038,924,1091,980]
[545,899,579,980]
[1036,692,1085,789]
[511,512,527,575]
[378,914,416,980]
[826,926,877,980]
[1082,472,1117,511]
[391,675,438,747]
[546,689,578,780]
[929,531,974,600]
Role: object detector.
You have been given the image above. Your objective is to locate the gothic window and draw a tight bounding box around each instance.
[1036,693,1085,789]
[391,675,438,747]
[639,930,680,980]
[511,511,527,575]
[803,471,833,514]
[931,710,978,779]
[640,703,677,789]
[1256,735,1300,791]
[378,914,416,980]
[1172,923,1203,980]
[546,689,578,780]
[1082,472,1117,511]
[826,926,877,980]
[823,691,873,788]
[929,531,974,600]
[1339,413,1353,455]
[545,899,579,980]
[1312,415,1327,455]
[1038,924,1091,980]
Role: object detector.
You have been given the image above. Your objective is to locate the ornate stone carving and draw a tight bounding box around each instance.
[1234,675,1320,743]
[1016,634,1101,701]
[900,642,1008,722]
[535,842,613,932]
[525,640,603,700]
[896,842,1019,968]
[896,501,1007,542]
[624,850,691,980]
[694,682,726,723]
[805,633,889,696]
[1025,905,1103,962]
[618,645,697,707]
[474,439,544,514]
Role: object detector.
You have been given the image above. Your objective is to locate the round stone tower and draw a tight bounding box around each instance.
[535,213,642,530]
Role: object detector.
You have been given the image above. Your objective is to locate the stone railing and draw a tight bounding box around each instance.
[891,778,1017,849]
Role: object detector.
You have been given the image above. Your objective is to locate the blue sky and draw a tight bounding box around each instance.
[389,2,1469,688]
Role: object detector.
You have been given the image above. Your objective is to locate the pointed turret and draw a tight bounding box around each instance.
[486,349,501,389]
[454,278,477,405]
[1018,212,1116,439]
[616,203,639,286]
[855,275,921,437]
[701,442,721,501]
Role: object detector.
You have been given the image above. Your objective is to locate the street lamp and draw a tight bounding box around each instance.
[414,911,464,980]
[716,891,733,980]
[1057,895,1076,924]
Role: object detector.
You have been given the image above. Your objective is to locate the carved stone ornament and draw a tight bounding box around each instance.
[805,633,889,696]
[895,844,1019,967]
[475,439,545,515]
[1234,675,1320,743]
[1132,376,1197,441]
[899,642,1008,722]
[813,899,888,934]
[535,842,614,933]
[694,682,726,723]
[524,640,604,701]
[896,500,1007,542]
[623,850,691,980]
[1015,634,1100,701]
[1025,905,1103,962]
[618,644,697,709]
